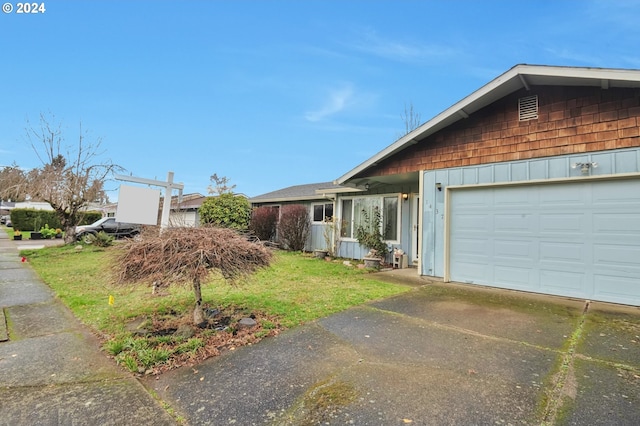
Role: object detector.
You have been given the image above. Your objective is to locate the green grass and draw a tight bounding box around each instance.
[21,246,411,333]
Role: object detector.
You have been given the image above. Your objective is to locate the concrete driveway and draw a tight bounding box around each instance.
[145,273,640,425]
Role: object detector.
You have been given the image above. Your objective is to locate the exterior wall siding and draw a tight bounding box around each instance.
[361,86,640,179]
[422,147,640,277]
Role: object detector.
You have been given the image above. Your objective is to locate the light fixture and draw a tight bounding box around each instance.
[402,193,409,201]
[435,183,442,191]
[571,162,598,175]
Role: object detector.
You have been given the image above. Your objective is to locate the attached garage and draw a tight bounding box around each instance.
[447,177,640,305]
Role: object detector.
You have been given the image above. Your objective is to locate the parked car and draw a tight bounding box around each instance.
[75,217,140,240]
[0,215,8,225]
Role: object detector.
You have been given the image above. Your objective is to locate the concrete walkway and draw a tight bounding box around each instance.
[0,232,176,425]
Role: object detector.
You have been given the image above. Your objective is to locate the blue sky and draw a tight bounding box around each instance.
[2,1,640,199]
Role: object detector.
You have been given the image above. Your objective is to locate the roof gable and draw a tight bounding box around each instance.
[337,64,640,184]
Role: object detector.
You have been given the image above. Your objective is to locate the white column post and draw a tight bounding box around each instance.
[160,172,174,229]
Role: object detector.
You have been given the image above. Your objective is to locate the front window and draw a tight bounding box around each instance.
[312,202,334,222]
[340,195,400,242]
[383,196,398,240]
[341,199,352,237]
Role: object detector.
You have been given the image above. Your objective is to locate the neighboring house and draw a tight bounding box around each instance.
[12,201,54,211]
[0,200,15,217]
[165,193,207,227]
[249,182,352,251]
[103,193,207,226]
[333,64,640,306]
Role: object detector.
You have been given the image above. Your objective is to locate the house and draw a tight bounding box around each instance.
[103,193,207,227]
[252,64,640,306]
[332,64,640,306]
[163,193,207,227]
[249,181,352,251]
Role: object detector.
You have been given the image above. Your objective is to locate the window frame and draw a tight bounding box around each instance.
[339,193,401,244]
[311,202,334,223]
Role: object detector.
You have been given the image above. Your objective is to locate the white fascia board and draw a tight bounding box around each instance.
[315,186,365,195]
[250,195,329,204]
[515,64,640,82]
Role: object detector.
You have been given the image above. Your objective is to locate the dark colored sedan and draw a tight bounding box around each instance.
[75,217,140,240]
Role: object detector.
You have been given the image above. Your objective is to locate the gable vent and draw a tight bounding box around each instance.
[518,95,538,121]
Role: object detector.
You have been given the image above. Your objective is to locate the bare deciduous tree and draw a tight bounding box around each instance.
[401,102,422,135]
[113,226,273,325]
[24,113,121,242]
[207,173,236,195]
[0,164,27,202]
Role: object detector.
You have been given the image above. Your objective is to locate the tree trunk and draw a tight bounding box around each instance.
[192,277,205,325]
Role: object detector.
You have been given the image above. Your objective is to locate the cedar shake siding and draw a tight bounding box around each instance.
[357,86,640,179]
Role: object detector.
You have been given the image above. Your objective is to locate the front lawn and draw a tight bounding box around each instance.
[21,244,411,373]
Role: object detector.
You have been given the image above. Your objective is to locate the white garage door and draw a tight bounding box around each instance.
[449,178,640,306]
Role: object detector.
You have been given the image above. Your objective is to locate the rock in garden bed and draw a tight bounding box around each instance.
[114,305,284,375]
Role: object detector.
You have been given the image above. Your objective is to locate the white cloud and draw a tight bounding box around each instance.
[345,28,457,63]
[305,84,355,122]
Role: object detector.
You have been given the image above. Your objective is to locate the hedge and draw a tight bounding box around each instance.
[9,209,102,231]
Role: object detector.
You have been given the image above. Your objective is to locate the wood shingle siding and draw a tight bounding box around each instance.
[359,86,640,178]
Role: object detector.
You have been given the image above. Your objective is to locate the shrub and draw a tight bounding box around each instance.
[277,204,310,251]
[39,224,58,239]
[10,209,59,231]
[199,193,251,230]
[79,211,103,225]
[249,206,278,241]
[9,208,101,231]
[84,231,114,247]
[355,206,387,258]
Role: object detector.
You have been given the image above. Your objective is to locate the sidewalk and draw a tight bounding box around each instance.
[0,232,176,425]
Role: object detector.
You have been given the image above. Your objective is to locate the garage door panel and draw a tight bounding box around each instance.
[539,242,586,264]
[453,237,491,258]
[450,179,640,306]
[593,213,640,237]
[494,214,534,234]
[454,262,491,283]
[494,266,535,289]
[493,188,534,207]
[539,213,586,234]
[539,269,586,294]
[539,185,586,206]
[494,239,534,260]
[592,180,640,205]
[593,276,640,305]
[593,244,640,272]
[455,190,491,208]
[455,214,490,233]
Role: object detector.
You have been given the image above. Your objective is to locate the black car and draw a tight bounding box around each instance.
[75,217,140,240]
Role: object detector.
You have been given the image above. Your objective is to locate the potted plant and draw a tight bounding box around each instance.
[39,224,58,239]
[13,230,22,240]
[313,248,329,259]
[55,228,63,239]
[363,249,383,268]
[355,207,388,269]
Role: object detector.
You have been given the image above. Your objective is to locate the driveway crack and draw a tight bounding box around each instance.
[541,300,590,425]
